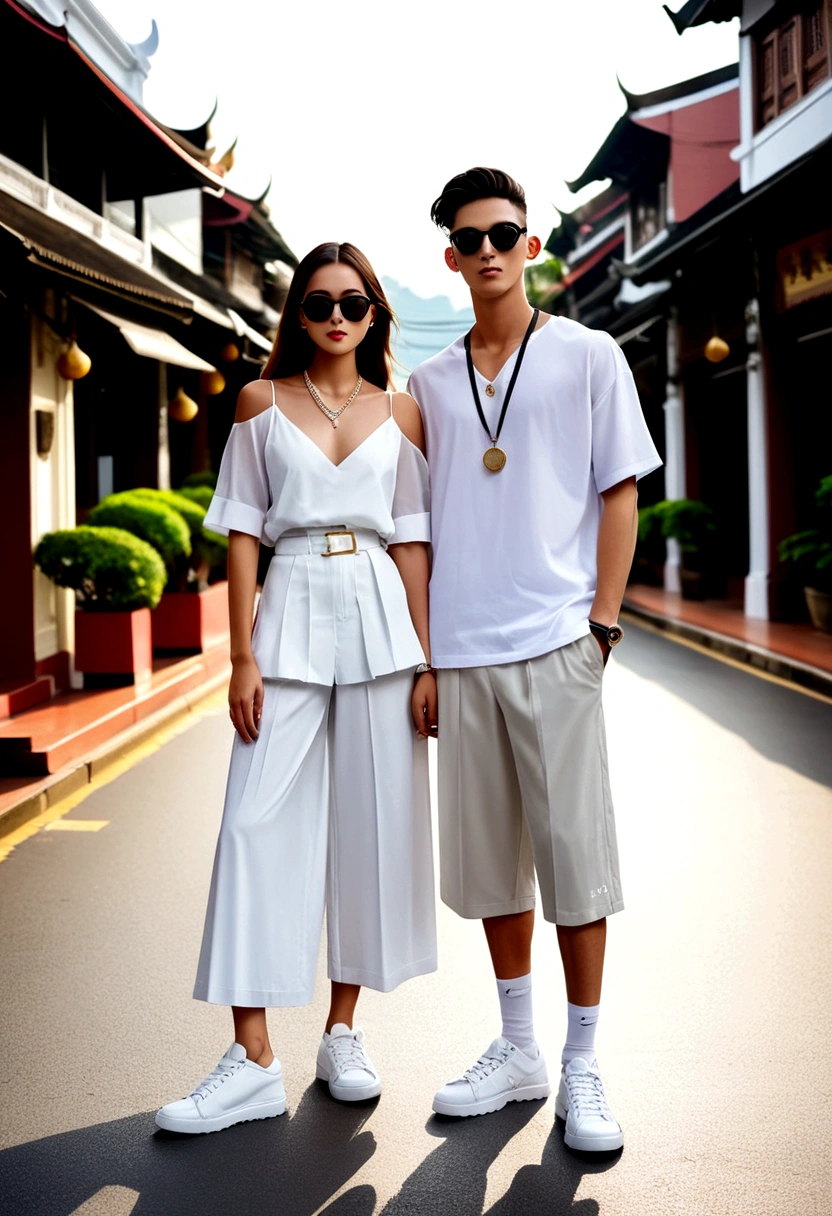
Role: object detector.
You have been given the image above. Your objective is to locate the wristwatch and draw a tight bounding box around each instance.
[414,661,434,676]
[588,620,625,648]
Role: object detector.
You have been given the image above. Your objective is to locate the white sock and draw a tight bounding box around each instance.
[562,1001,600,1066]
[495,973,538,1057]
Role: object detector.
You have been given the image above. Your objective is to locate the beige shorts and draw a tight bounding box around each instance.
[436,633,624,927]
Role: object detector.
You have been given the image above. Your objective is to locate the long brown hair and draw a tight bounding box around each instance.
[262,242,396,388]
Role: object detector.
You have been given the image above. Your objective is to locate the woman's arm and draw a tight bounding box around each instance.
[388,541,437,738]
[591,475,638,658]
[227,530,264,743]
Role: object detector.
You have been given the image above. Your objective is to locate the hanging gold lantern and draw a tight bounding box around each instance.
[203,369,226,396]
[169,386,199,422]
[704,335,730,363]
[57,339,92,380]
[221,342,240,363]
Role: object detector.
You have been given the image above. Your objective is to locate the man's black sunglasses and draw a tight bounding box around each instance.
[300,294,373,323]
[449,222,528,257]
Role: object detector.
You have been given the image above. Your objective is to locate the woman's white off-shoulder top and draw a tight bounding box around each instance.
[203,391,430,686]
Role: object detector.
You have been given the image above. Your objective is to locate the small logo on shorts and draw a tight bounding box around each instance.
[590,884,608,899]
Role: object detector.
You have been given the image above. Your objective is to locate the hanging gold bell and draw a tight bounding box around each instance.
[57,339,92,380]
[169,386,199,422]
[220,342,240,363]
[203,369,226,395]
[704,336,730,363]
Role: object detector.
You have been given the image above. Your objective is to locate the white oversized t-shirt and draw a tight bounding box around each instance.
[408,316,662,668]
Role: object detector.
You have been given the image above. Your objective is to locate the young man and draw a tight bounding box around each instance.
[407,168,661,1152]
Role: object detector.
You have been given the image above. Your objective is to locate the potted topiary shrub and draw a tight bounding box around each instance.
[33,526,166,686]
[648,499,717,600]
[777,475,832,632]
[633,503,666,586]
[125,487,230,653]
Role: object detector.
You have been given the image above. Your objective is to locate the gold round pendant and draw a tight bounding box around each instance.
[485,384,495,397]
[483,446,506,472]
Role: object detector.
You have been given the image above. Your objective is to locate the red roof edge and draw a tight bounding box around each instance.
[68,39,226,191]
[563,233,625,287]
[4,0,67,40]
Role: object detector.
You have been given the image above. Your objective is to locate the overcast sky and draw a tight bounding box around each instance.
[96,0,739,307]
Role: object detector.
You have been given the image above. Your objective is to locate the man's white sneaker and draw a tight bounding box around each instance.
[432,1037,550,1118]
[155,1043,287,1134]
[555,1056,624,1152]
[316,1023,381,1102]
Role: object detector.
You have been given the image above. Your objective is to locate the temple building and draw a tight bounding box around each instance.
[548,0,831,624]
[0,0,296,710]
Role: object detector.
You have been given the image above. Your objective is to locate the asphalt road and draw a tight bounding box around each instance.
[1,622,830,1216]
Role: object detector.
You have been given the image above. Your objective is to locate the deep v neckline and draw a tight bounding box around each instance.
[273,405,396,470]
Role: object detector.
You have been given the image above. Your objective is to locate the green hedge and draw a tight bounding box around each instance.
[34,526,166,611]
[89,492,191,568]
[181,470,218,490]
[132,486,227,569]
[176,485,214,511]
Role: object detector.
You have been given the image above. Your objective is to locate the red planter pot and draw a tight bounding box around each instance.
[151,582,230,654]
[74,608,152,687]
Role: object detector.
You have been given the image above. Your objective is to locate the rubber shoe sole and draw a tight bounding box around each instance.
[155,1096,287,1134]
[315,1063,381,1102]
[433,1080,550,1118]
[554,1096,624,1152]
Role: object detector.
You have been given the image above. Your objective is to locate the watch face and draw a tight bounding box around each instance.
[607,625,624,646]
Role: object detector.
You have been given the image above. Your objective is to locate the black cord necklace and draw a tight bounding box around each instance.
[464,309,539,472]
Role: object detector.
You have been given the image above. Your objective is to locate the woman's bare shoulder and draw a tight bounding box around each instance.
[391,391,426,454]
[234,379,274,423]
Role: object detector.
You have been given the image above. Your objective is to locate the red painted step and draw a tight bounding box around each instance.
[0,677,54,721]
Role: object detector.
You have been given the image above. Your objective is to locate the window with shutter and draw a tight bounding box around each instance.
[755,0,832,129]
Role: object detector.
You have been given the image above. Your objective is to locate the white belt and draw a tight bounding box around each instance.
[274,527,384,557]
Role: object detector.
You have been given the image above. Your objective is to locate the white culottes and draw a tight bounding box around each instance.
[193,670,437,1007]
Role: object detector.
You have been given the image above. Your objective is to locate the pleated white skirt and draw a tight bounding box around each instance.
[193,670,437,1007]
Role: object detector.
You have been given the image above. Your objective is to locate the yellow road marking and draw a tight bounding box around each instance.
[0,687,227,863]
[623,612,832,705]
[44,819,109,832]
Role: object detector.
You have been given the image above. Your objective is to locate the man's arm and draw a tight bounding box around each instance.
[591,476,638,639]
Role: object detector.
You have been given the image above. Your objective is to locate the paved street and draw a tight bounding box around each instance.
[1,622,830,1216]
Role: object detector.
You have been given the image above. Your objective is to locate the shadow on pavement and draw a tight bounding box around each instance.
[618,624,832,787]
[0,1083,377,1216]
[371,1101,619,1216]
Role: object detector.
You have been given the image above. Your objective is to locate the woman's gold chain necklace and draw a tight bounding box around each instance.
[303,370,362,428]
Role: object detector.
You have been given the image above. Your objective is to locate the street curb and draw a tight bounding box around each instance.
[0,668,230,839]
[622,601,832,700]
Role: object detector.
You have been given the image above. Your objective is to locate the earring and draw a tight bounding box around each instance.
[369,322,374,328]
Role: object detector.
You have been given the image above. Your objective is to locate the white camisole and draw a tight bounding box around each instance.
[204,384,430,685]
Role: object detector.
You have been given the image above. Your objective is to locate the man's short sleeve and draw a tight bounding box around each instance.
[590,333,662,494]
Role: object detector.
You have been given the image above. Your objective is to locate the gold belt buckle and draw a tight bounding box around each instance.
[323,530,358,556]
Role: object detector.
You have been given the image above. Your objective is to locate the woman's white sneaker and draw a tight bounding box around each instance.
[555,1056,624,1152]
[316,1024,381,1102]
[432,1037,550,1117]
[155,1043,287,1134]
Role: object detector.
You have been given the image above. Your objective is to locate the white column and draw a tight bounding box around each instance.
[663,307,686,593]
[157,360,170,490]
[744,299,770,619]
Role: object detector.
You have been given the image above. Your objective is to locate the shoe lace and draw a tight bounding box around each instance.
[189,1059,243,1101]
[463,1046,511,1083]
[565,1068,612,1119]
[327,1032,371,1077]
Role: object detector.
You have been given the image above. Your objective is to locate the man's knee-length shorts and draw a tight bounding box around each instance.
[437,633,623,927]
[193,670,437,1006]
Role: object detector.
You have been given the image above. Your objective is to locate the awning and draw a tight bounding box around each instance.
[83,303,216,371]
[0,192,192,318]
[227,308,273,353]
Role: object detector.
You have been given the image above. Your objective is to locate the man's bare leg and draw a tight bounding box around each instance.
[557,917,606,1006]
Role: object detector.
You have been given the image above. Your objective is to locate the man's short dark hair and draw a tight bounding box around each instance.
[430,167,527,232]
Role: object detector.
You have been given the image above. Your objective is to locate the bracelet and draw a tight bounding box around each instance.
[414,662,434,676]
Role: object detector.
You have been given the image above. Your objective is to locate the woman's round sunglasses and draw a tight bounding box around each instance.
[449,222,527,257]
[301,294,373,323]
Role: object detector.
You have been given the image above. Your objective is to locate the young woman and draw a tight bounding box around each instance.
[156,243,438,1134]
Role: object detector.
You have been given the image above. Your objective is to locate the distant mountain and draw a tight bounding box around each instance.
[383,277,474,386]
